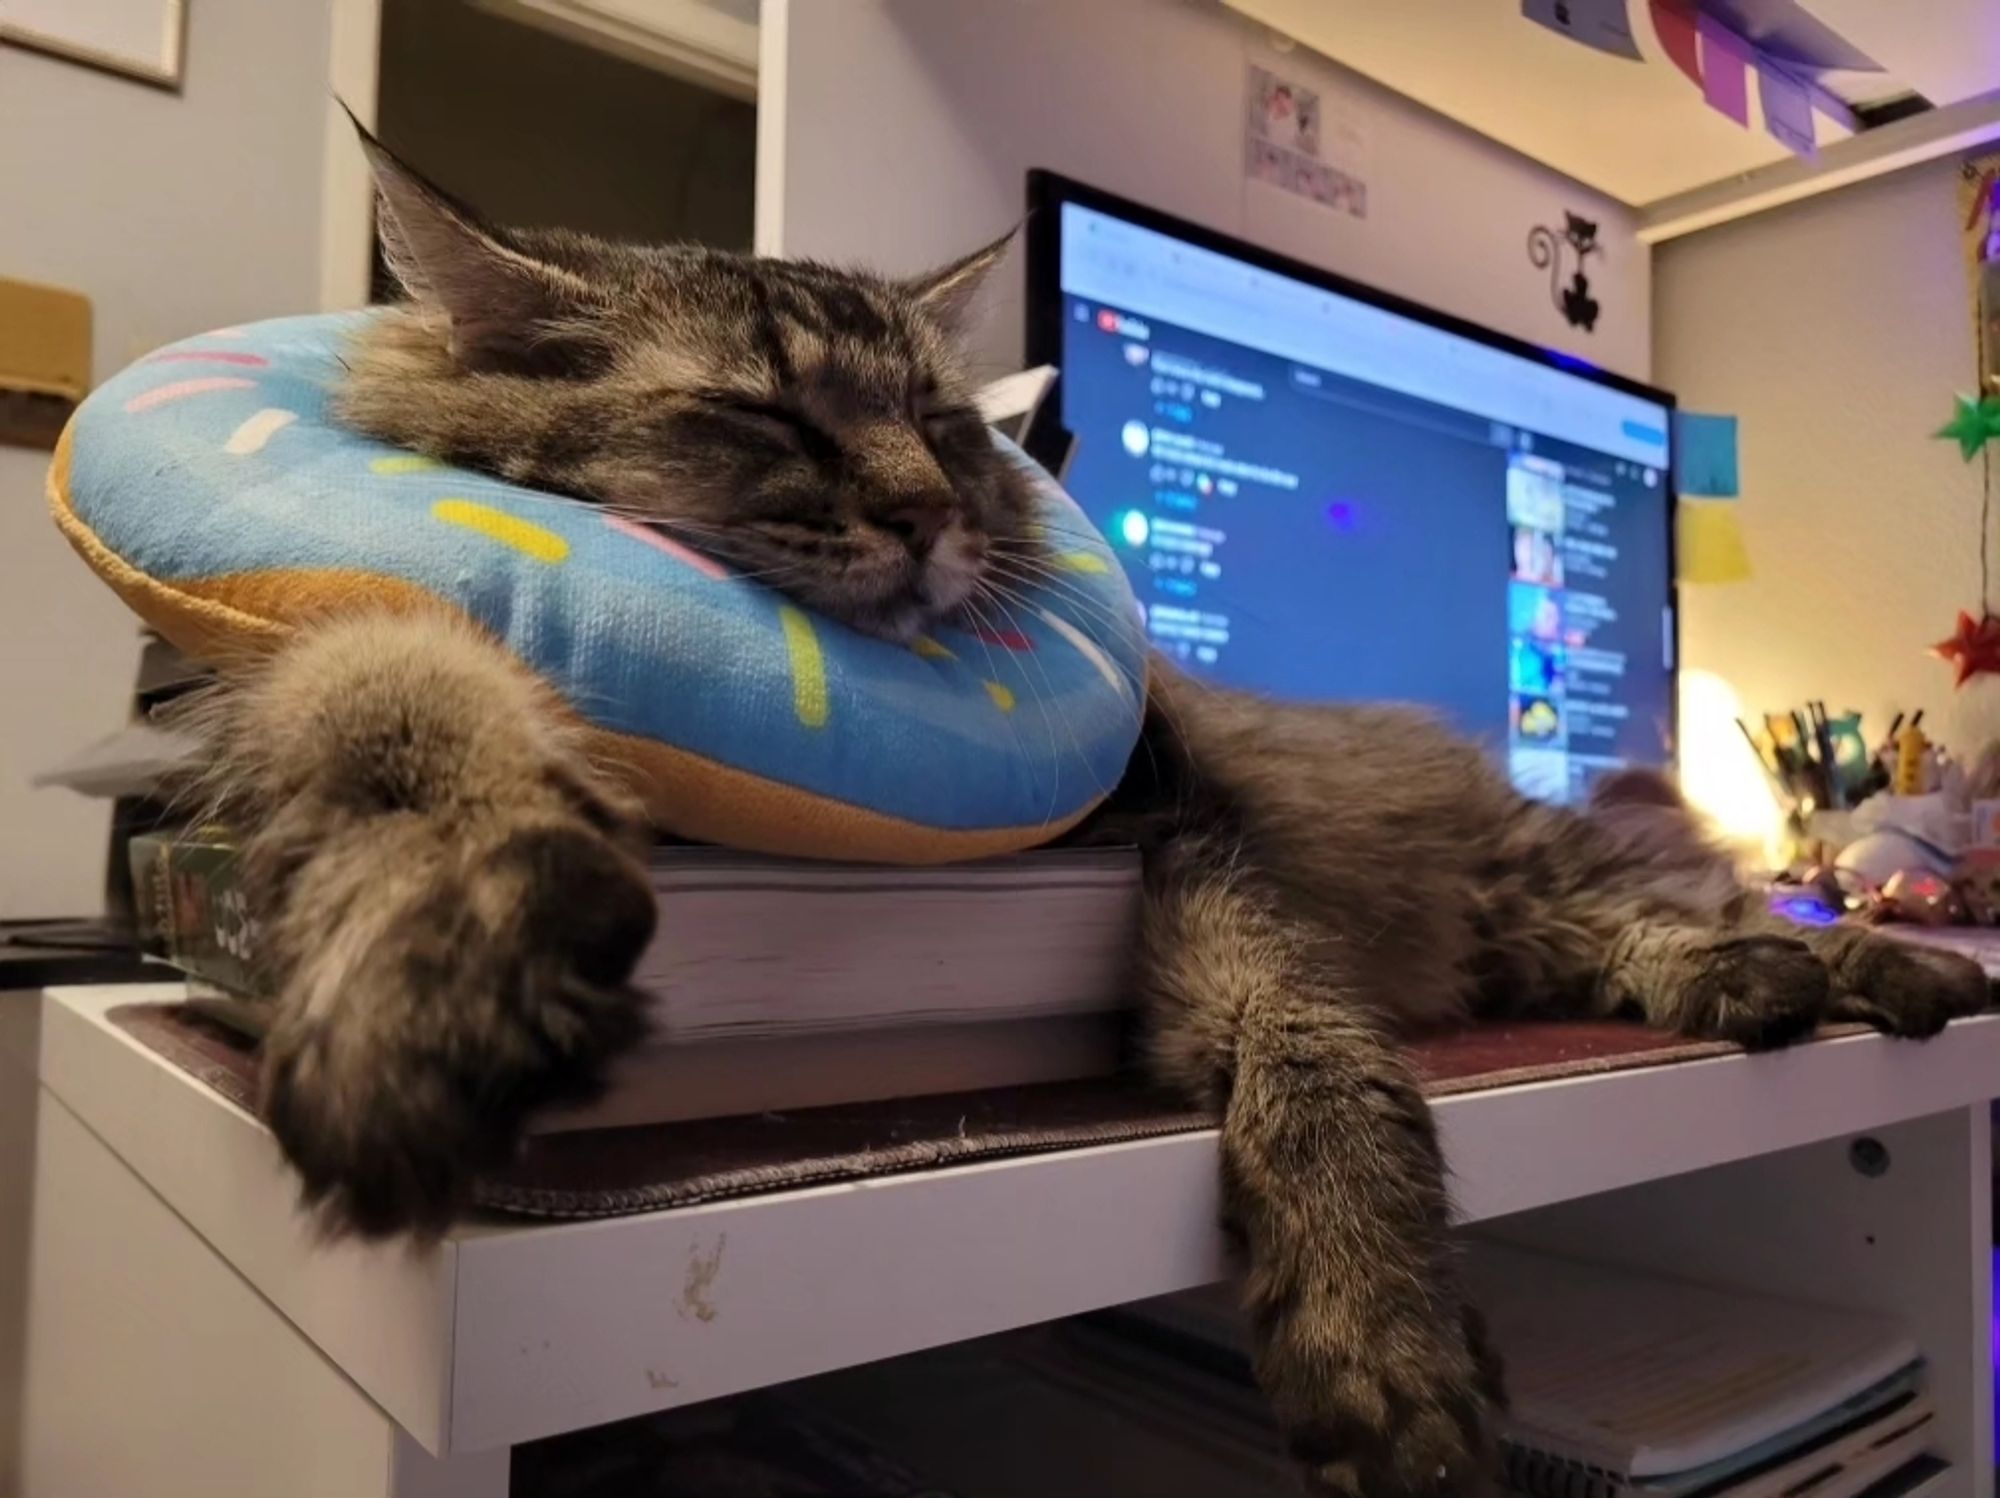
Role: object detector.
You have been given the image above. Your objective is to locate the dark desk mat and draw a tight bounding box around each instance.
[109,1003,1780,1222]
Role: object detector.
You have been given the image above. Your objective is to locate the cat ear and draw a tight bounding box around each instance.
[905,230,1017,334]
[349,111,594,372]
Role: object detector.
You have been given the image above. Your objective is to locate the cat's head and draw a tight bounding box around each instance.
[1563,212,1599,253]
[337,131,1036,643]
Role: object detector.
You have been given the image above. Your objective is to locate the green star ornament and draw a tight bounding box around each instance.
[1935,393,2000,461]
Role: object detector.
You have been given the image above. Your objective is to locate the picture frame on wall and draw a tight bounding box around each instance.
[0,0,187,92]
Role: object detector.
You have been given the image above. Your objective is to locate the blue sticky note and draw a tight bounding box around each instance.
[1757,59,1816,156]
[1521,0,1643,60]
[1674,412,1740,498]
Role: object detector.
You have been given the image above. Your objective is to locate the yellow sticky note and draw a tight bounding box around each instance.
[1677,500,1751,584]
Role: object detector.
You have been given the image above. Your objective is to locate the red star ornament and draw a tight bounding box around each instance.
[1933,610,2000,687]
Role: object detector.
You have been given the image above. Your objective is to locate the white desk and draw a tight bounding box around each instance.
[6,984,1994,1498]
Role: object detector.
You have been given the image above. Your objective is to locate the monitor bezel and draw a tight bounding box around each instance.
[1023,167,1681,777]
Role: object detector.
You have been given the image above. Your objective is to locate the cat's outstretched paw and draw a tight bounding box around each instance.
[1679,934,1829,1049]
[1270,1299,1500,1497]
[260,819,656,1237]
[1828,936,1990,1039]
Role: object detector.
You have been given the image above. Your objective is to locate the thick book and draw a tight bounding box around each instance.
[638,847,1138,1039]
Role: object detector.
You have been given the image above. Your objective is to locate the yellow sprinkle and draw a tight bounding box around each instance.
[1056,551,1110,573]
[372,455,443,475]
[983,680,1016,712]
[912,635,955,660]
[778,606,829,728]
[431,499,569,562]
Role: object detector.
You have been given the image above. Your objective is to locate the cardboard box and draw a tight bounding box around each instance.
[0,275,91,449]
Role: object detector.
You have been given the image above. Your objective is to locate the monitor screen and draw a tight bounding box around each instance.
[1025,173,1677,807]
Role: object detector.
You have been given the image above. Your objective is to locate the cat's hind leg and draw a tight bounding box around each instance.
[1140,839,1499,1497]
[1594,920,1830,1048]
[1790,922,1989,1038]
[1554,777,1986,1042]
[188,612,657,1237]
[1591,915,1989,1047]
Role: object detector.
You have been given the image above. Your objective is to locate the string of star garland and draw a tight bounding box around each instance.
[1931,393,2000,685]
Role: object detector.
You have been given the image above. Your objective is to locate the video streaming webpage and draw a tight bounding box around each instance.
[1054,201,1674,804]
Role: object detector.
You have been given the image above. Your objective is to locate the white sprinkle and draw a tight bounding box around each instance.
[1038,606,1134,700]
[224,407,298,455]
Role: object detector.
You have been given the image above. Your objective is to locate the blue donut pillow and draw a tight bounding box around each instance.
[50,313,1148,863]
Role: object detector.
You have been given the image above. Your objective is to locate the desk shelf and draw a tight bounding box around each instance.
[21,985,1999,1496]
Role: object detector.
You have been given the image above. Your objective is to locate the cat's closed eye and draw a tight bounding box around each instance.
[697,393,839,458]
[917,403,979,441]
[741,399,809,430]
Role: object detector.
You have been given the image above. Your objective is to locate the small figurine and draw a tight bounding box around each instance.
[1893,722,1932,796]
[1880,868,1962,926]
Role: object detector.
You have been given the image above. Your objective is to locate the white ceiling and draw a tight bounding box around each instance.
[1223,0,2000,208]
[1804,0,2000,110]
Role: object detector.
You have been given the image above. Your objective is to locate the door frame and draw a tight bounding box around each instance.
[319,0,383,311]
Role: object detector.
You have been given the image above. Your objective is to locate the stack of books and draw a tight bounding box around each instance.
[129,830,1141,1130]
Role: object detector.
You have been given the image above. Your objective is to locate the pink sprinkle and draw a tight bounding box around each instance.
[146,350,270,368]
[603,513,731,578]
[973,625,1035,651]
[123,376,256,412]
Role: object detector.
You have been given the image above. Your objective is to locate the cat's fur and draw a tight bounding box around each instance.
[190,133,1990,1496]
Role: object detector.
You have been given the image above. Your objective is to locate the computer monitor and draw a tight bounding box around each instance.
[1025,171,1678,806]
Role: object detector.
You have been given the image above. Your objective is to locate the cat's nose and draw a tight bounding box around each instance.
[877,502,951,557]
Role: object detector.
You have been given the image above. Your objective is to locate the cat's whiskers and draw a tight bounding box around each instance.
[980,570,1152,774]
[981,556,1139,645]
[977,566,1160,778]
[989,553,1189,781]
[974,579,1111,811]
[979,561,1151,702]
[991,544,1283,634]
[975,569,1143,709]
[956,591,1050,816]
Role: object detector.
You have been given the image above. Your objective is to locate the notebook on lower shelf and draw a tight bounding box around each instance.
[1460,1243,1935,1497]
[1512,1370,1934,1498]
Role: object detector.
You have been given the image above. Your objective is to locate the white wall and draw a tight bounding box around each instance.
[759,0,1650,383]
[0,0,336,918]
[1656,158,2000,755]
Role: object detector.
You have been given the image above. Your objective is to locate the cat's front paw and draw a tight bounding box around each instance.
[260,820,656,1237]
[1680,935,1829,1049]
[1270,1300,1499,1497]
[1831,937,1990,1038]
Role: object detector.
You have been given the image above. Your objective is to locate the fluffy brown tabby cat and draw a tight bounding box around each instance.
[196,135,1989,1497]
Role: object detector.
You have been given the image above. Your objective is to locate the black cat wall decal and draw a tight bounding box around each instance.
[1528,211,1601,333]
